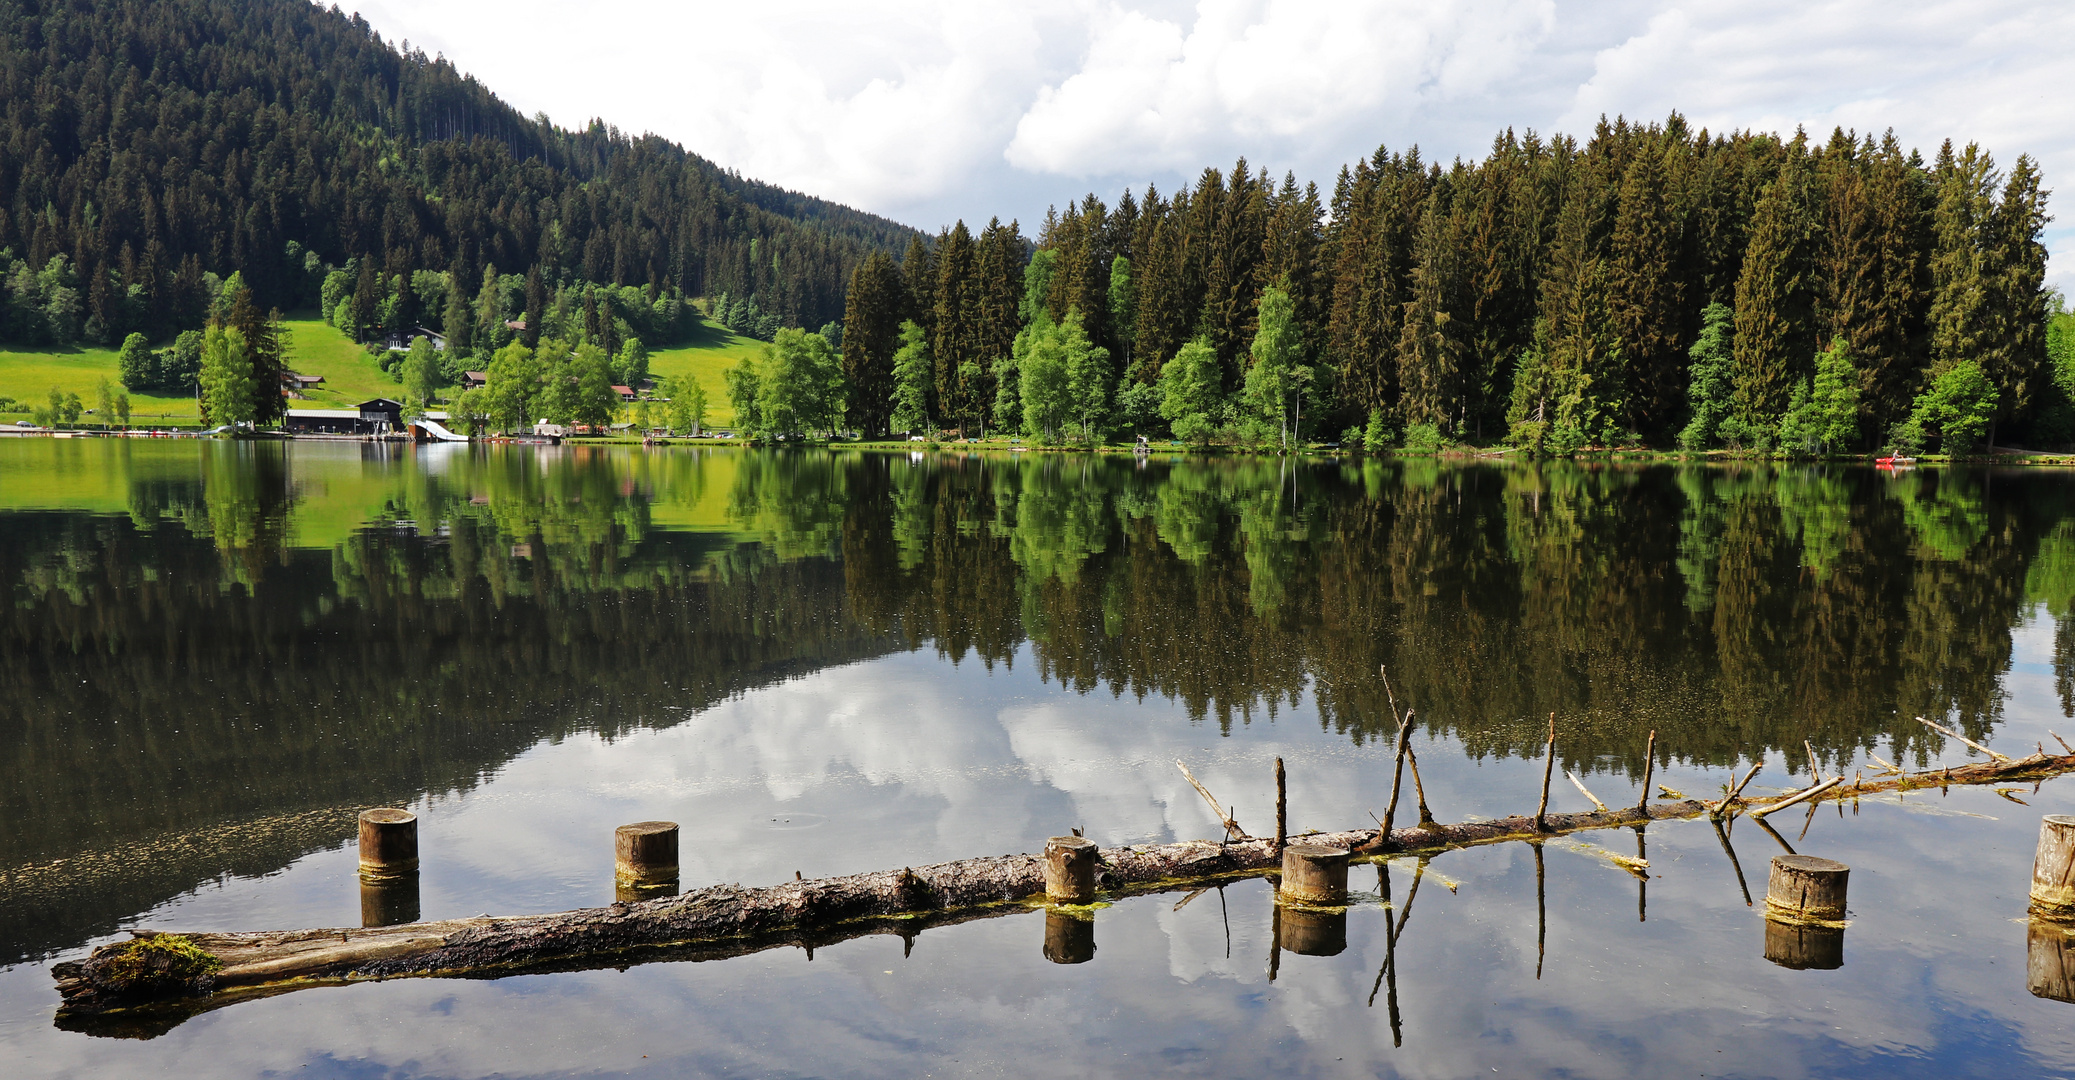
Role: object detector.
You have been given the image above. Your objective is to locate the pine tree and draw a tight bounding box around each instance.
[1678,302,1736,449]
[1396,192,1463,433]
[841,251,905,437]
[1607,141,1685,438]
[1982,154,2050,441]
[1731,143,1818,428]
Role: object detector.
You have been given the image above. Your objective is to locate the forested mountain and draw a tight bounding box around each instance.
[846,119,2054,451]
[0,0,920,353]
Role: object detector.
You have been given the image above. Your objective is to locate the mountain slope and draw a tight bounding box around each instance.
[0,0,920,344]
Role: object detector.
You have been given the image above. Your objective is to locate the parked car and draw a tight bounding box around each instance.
[909,435,926,442]
[13,420,34,428]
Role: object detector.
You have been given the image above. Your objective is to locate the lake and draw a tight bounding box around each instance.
[3,440,2074,1078]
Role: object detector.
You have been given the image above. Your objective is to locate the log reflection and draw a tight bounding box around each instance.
[1043,909,1095,964]
[2028,918,2075,1003]
[359,875,419,928]
[1763,919,1844,970]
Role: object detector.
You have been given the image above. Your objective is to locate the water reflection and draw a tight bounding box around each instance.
[4,444,2075,978]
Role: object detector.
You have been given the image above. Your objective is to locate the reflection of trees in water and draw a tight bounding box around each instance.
[6,447,2075,959]
[842,455,2066,776]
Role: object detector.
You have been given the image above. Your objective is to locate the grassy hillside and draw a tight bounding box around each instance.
[0,314,777,428]
[279,318,399,407]
[648,317,769,429]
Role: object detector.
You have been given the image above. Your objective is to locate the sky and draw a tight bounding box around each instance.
[343,0,2075,288]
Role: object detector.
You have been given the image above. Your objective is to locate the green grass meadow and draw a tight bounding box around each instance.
[648,315,767,429]
[0,310,764,428]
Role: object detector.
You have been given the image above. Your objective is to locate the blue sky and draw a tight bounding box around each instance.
[349,0,2075,289]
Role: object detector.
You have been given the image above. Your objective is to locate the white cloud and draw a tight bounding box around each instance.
[347,0,2075,283]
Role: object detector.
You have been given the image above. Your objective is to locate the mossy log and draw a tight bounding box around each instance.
[53,750,2075,1019]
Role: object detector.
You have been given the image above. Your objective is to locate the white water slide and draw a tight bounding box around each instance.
[411,417,470,442]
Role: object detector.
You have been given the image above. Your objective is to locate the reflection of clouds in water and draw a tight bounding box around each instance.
[13,625,2075,1076]
[12,787,2075,1079]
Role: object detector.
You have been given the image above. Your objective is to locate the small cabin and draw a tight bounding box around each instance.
[611,385,636,402]
[462,371,489,390]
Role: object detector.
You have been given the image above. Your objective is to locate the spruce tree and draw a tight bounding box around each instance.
[1678,302,1735,449]
[840,251,904,437]
[1396,193,1463,432]
[1608,142,1684,438]
[1731,144,1817,428]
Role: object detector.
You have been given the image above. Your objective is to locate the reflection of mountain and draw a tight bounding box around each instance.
[3,445,2073,962]
[0,501,902,963]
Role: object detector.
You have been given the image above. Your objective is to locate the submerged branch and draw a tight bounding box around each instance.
[53,750,2075,1022]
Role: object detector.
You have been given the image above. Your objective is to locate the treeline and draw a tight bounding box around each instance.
[0,0,918,352]
[846,118,2053,451]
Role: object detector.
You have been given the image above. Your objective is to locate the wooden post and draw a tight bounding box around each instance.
[615,821,680,892]
[1274,757,1287,855]
[360,877,420,928]
[1276,906,1348,957]
[1279,844,1350,905]
[1044,835,1099,903]
[1536,714,1556,832]
[2030,815,2075,920]
[1042,910,1095,964]
[1765,854,1848,921]
[1764,918,1844,970]
[1635,730,1657,810]
[2029,918,2075,1002]
[358,809,418,882]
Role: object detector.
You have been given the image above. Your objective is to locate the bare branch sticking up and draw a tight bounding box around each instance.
[1917,716,2013,764]
[1567,771,1609,812]
[1176,760,1246,840]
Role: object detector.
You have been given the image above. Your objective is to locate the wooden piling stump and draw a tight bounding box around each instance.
[1763,918,1844,970]
[1044,836,1099,903]
[1043,910,1095,964]
[1279,844,1349,906]
[1764,854,1848,921]
[1277,906,1348,957]
[357,809,418,882]
[2029,918,2075,1002]
[2030,815,2075,920]
[615,821,680,889]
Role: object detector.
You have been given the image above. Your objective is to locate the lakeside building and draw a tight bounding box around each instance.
[282,398,405,435]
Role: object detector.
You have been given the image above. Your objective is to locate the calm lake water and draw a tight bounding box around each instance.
[3,440,2075,1078]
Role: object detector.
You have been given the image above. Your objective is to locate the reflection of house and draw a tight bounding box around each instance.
[611,385,636,402]
[282,398,406,435]
[462,371,488,390]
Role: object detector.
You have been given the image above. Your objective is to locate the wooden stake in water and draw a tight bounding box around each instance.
[1636,730,1657,810]
[1275,757,1287,855]
[1536,714,1557,832]
[358,808,418,882]
[2030,815,2075,921]
[1044,835,1099,903]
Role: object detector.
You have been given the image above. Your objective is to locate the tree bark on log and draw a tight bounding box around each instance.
[53,750,2075,1018]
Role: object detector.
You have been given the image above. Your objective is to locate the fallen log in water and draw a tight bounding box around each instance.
[52,749,2075,1019]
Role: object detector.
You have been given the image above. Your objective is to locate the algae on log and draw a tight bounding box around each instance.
[52,751,2075,1021]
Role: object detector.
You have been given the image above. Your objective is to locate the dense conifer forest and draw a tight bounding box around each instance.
[846,121,2058,452]
[0,0,918,358]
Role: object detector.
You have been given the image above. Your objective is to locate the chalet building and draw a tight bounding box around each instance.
[612,385,637,402]
[462,371,489,390]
